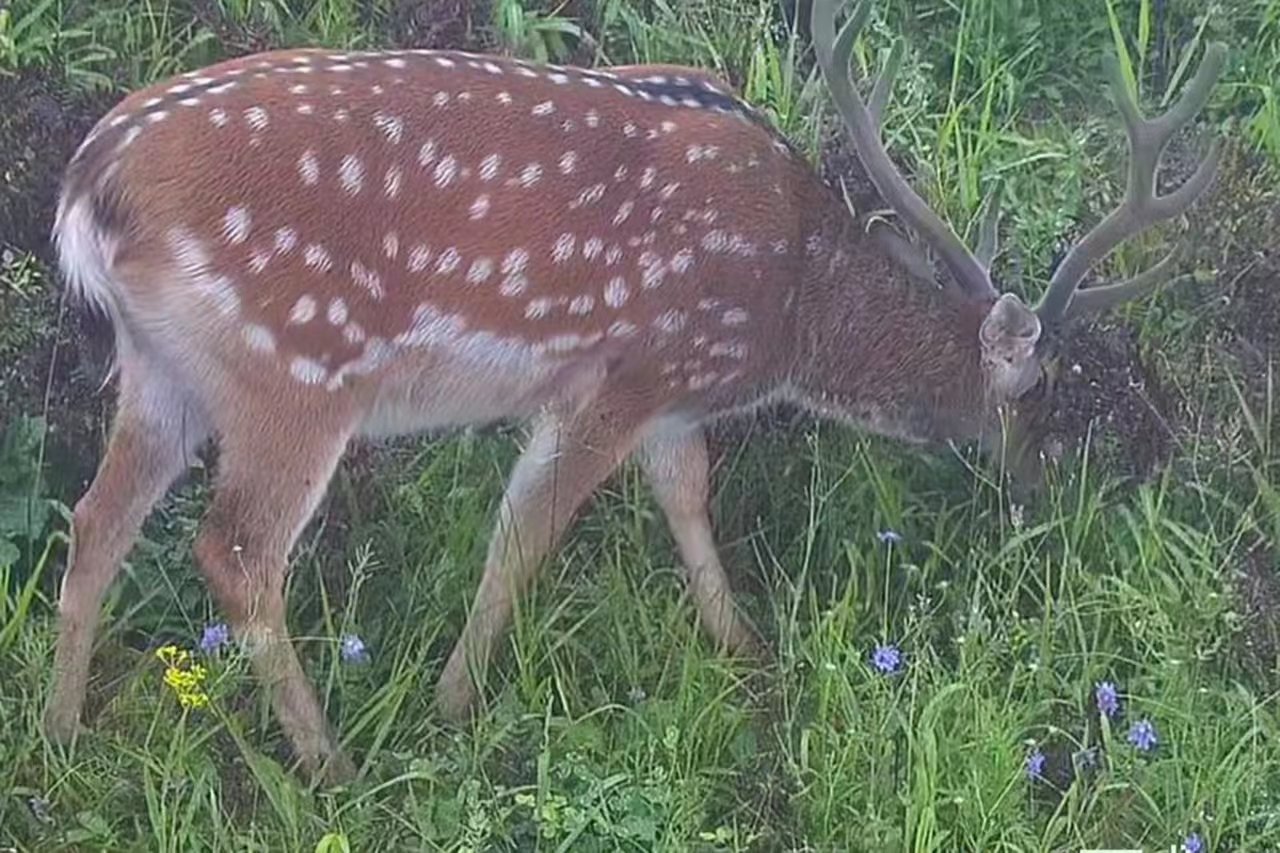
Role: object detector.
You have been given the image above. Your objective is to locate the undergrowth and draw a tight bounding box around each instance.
[1,0,1278,850]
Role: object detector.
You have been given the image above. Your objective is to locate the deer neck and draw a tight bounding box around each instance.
[785,194,995,445]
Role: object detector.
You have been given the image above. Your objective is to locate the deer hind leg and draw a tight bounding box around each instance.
[636,426,764,658]
[435,394,653,721]
[191,400,358,782]
[46,343,209,743]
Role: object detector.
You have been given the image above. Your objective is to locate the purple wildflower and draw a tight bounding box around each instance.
[339,633,370,663]
[198,622,230,654]
[1127,718,1158,752]
[870,643,902,674]
[1024,747,1046,780]
[877,529,902,544]
[1094,680,1119,718]
[1182,832,1203,853]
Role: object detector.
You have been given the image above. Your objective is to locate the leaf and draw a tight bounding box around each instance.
[0,537,18,568]
[0,493,52,540]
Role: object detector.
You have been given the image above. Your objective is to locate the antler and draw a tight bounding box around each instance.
[1033,41,1227,324]
[810,0,999,300]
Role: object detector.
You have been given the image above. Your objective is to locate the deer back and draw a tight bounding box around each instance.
[55,49,827,430]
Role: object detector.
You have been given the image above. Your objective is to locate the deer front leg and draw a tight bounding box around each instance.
[191,401,358,783]
[637,426,764,658]
[435,394,652,721]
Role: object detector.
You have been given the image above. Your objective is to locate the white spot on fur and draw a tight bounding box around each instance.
[603,276,629,307]
[343,322,366,344]
[466,257,495,284]
[327,297,349,325]
[417,140,438,168]
[434,155,458,187]
[612,200,634,226]
[407,244,432,272]
[274,227,298,254]
[248,248,271,273]
[568,294,594,315]
[304,244,333,272]
[480,153,502,181]
[533,100,555,116]
[570,182,606,209]
[517,163,542,187]
[583,238,604,260]
[558,150,577,173]
[435,247,461,275]
[722,308,749,325]
[374,111,404,144]
[339,154,364,194]
[289,294,318,324]
[298,149,320,185]
[469,194,490,219]
[686,144,719,163]
[551,234,575,263]
[383,231,400,259]
[653,309,686,333]
[222,206,251,244]
[351,260,384,299]
[244,106,269,131]
[384,164,403,198]
[607,319,637,338]
[524,297,553,318]
[209,108,229,126]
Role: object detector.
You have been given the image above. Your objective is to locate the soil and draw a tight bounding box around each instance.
[0,69,121,497]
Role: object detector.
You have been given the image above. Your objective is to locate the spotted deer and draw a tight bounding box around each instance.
[46,0,1225,781]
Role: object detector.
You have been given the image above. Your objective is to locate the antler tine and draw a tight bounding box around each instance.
[811,0,997,300]
[868,39,905,127]
[1034,41,1228,324]
[974,175,1004,272]
[1060,245,1185,321]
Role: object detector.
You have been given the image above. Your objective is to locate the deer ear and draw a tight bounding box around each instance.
[980,293,1042,400]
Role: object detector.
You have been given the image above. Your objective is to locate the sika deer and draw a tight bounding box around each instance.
[46,0,1225,781]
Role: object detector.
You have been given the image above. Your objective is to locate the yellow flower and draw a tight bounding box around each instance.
[155,643,210,709]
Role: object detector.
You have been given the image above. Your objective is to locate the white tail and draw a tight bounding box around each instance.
[45,0,1225,781]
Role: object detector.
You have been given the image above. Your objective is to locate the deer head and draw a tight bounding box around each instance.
[807,0,1226,485]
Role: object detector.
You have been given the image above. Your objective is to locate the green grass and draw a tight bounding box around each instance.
[3,0,1280,850]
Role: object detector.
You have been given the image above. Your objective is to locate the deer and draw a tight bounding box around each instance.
[44,0,1225,783]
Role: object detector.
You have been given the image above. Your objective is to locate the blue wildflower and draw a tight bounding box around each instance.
[1024,747,1046,780]
[1182,832,1203,853]
[1127,718,1158,752]
[1094,680,1119,718]
[198,621,230,654]
[877,529,902,544]
[870,643,902,674]
[340,633,370,664]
